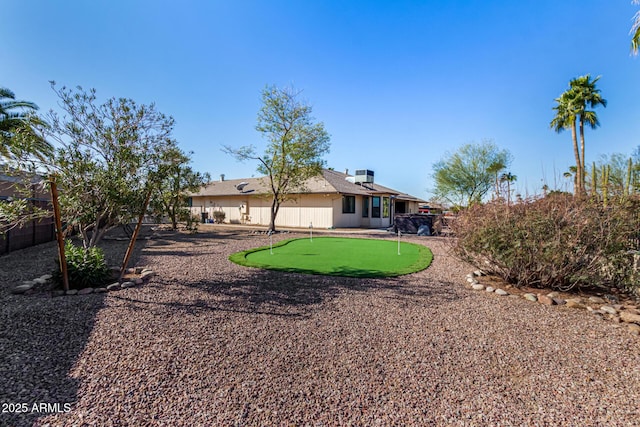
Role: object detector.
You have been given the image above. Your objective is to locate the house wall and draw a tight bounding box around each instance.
[191,194,337,228]
[190,194,422,229]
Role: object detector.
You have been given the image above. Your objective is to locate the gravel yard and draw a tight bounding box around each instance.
[1,226,639,426]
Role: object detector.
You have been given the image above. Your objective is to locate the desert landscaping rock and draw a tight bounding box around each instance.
[604,294,620,304]
[2,227,640,427]
[485,286,495,293]
[547,291,559,298]
[106,283,121,291]
[94,287,108,293]
[566,300,585,309]
[538,295,555,306]
[471,284,485,291]
[495,288,508,296]
[629,324,640,335]
[600,305,618,315]
[523,293,537,302]
[620,311,640,324]
[140,270,155,279]
[11,284,34,294]
[588,296,606,304]
[553,298,566,305]
[65,289,78,295]
[120,281,136,289]
[78,288,94,295]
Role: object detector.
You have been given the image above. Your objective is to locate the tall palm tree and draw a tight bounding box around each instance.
[551,90,582,194]
[0,87,50,162]
[569,75,607,193]
[499,172,517,205]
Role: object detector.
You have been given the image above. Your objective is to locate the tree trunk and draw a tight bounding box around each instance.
[571,122,582,195]
[579,117,586,195]
[170,206,178,230]
[268,196,280,232]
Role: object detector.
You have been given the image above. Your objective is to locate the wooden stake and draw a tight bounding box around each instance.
[119,189,153,281]
[50,177,69,291]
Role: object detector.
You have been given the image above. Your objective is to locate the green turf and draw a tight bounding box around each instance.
[229,236,433,278]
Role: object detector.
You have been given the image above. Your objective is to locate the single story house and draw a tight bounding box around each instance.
[189,169,425,229]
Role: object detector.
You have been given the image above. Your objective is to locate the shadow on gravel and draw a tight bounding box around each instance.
[0,295,107,427]
[0,227,152,427]
[112,268,461,320]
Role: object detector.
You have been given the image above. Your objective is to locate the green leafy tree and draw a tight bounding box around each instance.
[431,140,512,207]
[149,147,210,230]
[43,82,177,248]
[223,85,330,231]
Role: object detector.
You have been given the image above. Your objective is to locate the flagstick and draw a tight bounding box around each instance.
[397,229,401,255]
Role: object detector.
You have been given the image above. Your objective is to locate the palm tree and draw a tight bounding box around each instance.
[563,166,578,194]
[488,159,507,200]
[499,172,517,205]
[551,90,582,194]
[0,87,50,162]
[550,76,606,196]
[569,75,607,193]
[631,1,640,54]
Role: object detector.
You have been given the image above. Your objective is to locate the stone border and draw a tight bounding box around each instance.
[464,270,640,337]
[10,267,156,297]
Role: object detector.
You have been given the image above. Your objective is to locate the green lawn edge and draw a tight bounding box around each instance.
[229,236,433,278]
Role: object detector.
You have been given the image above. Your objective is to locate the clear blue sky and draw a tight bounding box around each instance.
[3,0,640,201]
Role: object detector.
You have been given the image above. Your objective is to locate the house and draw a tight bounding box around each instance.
[189,169,425,229]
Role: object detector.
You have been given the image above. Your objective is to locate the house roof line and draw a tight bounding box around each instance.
[191,169,425,202]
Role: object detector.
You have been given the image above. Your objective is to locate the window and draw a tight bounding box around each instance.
[362,196,369,217]
[342,195,356,214]
[383,197,390,218]
[372,196,381,218]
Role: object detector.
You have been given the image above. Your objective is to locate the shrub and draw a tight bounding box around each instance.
[451,194,640,294]
[212,210,226,223]
[52,240,111,289]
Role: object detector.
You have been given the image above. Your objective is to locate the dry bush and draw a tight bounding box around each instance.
[451,194,640,293]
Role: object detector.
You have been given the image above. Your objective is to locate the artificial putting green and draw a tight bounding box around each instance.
[229,236,433,278]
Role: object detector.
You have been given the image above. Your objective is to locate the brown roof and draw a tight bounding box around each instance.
[191,169,424,202]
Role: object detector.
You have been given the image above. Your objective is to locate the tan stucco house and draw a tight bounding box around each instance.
[189,169,424,229]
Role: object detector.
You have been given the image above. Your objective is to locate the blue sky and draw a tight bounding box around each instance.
[3,0,640,201]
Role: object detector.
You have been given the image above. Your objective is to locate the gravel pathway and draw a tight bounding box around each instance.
[1,227,639,426]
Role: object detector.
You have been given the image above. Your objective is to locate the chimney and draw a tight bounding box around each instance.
[220,174,225,182]
[345,168,349,175]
